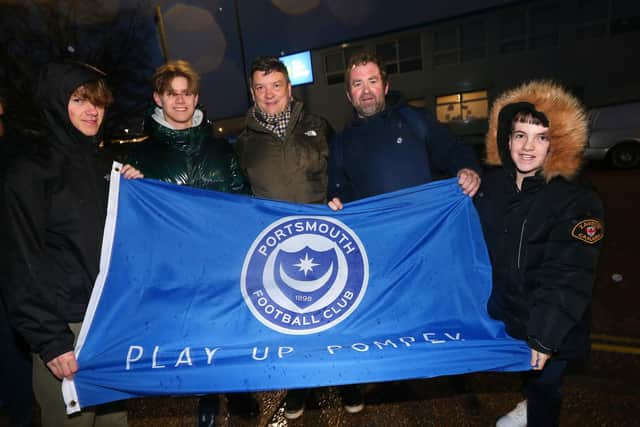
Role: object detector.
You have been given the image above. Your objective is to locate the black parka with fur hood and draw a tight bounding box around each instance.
[1,62,111,363]
[475,81,605,359]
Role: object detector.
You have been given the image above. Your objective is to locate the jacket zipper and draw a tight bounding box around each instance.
[517,219,527,269]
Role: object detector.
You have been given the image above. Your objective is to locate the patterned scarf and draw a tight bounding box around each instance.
[253,102,292,139]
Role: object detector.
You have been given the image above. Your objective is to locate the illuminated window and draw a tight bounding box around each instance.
[436,90,488,123]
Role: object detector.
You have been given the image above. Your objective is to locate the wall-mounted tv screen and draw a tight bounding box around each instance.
[279,51,314,86]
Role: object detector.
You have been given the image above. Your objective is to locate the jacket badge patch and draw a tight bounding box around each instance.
[571,219,604,244]
[304,130,317,136]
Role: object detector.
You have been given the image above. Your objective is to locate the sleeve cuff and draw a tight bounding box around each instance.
[527,336,554,354]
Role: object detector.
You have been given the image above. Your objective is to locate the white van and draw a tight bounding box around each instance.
[584,101,640,169]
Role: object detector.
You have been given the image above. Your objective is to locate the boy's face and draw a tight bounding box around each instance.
[67,86,105,137]
[509,121,550,181]
[153,76,198,130]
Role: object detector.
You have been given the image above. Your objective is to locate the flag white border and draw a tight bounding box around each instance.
[63,162,122,414]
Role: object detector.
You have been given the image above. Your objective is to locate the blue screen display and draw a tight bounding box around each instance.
[279,51,314,86]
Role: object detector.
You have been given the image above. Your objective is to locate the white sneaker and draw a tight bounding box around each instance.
[496,400,527,427]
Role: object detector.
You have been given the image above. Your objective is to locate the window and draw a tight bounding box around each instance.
[436,90,488,123]
[611,0,640,35]
[575,0,640,39]
[433,27,459,66]
[398,35,422,72]
[375,35,422,75]
[376,41,398,74]
[577,0,609,39]
[324,45,366,85]
[433,20,486,67]
[325,37,421,85]
[498,3,559,53]
[325,52,345,85]
[499,9,526,53]
[461,20,486,62]
[529,4,559,48]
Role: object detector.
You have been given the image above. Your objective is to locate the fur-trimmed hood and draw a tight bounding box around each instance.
[485,80,588,181]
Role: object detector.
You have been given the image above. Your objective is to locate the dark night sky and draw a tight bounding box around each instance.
[158,0,519,119]
[0,0,519,124]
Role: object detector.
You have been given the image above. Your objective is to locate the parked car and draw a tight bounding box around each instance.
[584,101,640,169]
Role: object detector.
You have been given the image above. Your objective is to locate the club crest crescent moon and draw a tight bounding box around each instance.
[241,216,369,335]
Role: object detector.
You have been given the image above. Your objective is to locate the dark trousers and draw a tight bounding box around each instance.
[523,358,568,427]
[0,299,34,427]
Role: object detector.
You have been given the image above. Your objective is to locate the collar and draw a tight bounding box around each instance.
[253,102,292,123]
[252,102,293,139]
[151,107,204,130]
[520,172,545,193]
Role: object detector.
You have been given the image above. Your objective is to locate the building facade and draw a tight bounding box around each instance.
[291,0,640,146]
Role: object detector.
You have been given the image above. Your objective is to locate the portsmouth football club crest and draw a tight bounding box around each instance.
[241,216,369,334]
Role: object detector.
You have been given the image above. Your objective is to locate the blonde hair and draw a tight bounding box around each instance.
[153,60,200,95]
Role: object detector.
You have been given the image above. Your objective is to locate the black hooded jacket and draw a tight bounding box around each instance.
[1,62,112,363]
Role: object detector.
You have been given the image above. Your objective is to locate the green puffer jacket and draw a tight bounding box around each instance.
[235,101,332,204]
[127,107,248,194]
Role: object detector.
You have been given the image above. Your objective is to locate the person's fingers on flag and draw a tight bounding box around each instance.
[456,168,481,197]
[47,351,79,380]
[328,197,343,211]
[530,349,551,371]
[120,164,144,179]
[536,352,551,370]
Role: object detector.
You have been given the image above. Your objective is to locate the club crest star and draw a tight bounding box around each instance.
[294,253,320,276]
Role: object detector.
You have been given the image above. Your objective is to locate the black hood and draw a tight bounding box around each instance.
[495,101,549,171]
[37,62,106,154]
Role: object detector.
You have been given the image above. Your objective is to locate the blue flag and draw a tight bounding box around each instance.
[63,166,530,413]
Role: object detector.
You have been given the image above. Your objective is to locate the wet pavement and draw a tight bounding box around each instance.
[123,349,639,426]
[3,162,639,426]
